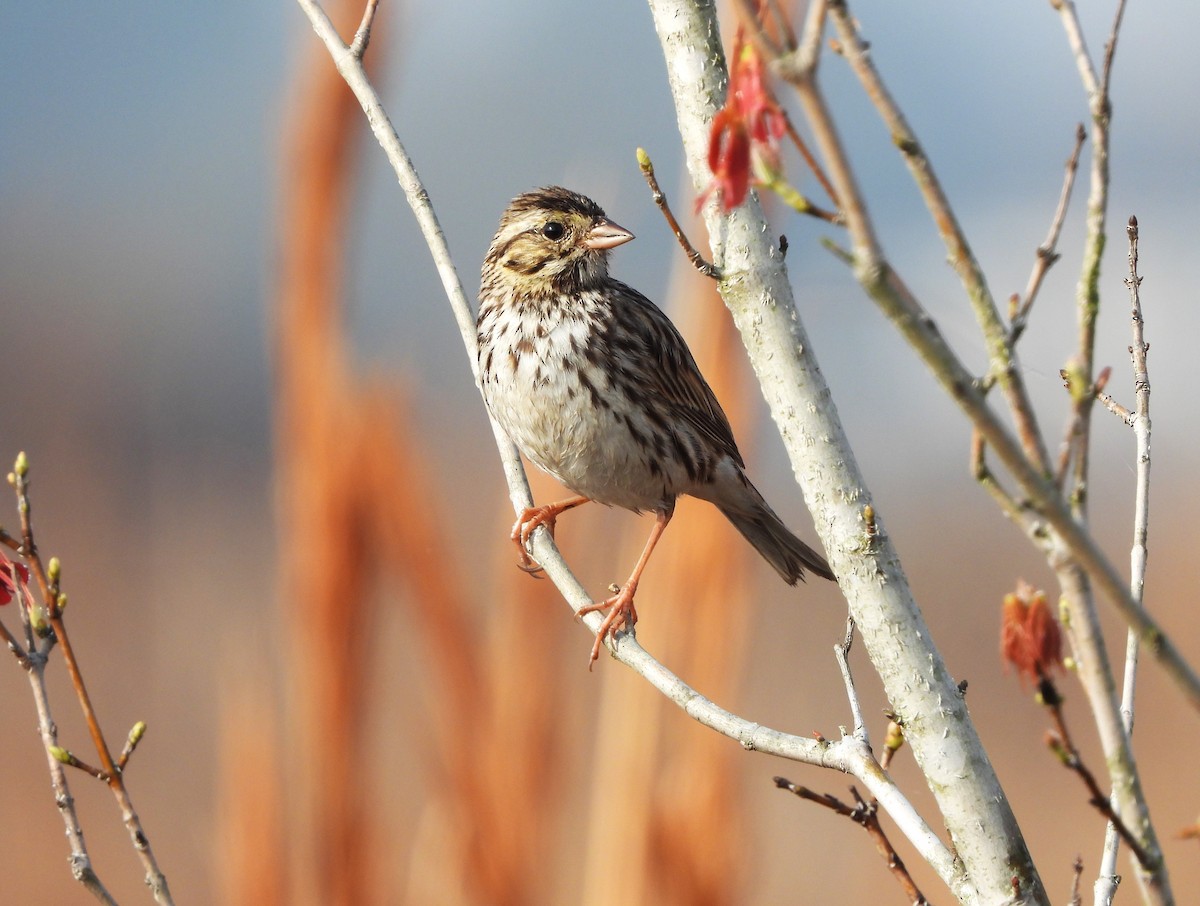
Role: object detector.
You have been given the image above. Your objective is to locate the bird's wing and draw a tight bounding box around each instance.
[607,282,745,468]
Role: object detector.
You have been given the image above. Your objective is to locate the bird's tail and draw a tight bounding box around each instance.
[718,491,834,585]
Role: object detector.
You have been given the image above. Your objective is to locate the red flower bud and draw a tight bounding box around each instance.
[1000,581,1063,686]
[697,30,788,213]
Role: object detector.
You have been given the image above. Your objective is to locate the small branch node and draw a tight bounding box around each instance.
[348,0,380,59]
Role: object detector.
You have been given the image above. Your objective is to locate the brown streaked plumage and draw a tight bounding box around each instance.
[477,186,833,665]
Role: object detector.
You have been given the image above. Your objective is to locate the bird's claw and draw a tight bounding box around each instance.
[510,505,561,575]
[577,583,639,669]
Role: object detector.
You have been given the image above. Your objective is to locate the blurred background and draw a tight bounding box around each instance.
[2,1,1199,903]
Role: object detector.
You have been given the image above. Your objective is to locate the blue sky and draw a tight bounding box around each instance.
[1,2,1198,899]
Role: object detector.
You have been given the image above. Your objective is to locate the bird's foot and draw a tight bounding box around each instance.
[509,497,590,575]
[509,505,560,574]
[577,581,639,668]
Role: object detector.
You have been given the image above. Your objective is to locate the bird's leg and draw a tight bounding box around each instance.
[577,508,673,667]
[511,495,591,573]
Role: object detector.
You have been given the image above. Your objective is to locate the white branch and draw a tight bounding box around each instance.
[646,0,1031,902]
[1096,218,1154,901]
[291,0,962,892]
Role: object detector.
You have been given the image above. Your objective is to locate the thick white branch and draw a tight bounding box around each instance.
[646,0,1041,902]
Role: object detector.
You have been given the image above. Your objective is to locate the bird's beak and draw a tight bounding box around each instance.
[584,218,635,251]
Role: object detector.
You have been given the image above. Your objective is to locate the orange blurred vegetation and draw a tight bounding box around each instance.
[217,4,754,904]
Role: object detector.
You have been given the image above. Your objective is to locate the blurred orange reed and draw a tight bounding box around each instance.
[218,3,756,902]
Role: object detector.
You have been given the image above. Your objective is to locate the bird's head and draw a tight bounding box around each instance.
[484,187,634,294]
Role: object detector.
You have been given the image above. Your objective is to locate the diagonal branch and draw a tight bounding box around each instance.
[783,0,1200,724]
[291,0,962,890]
[822,0,1050,474]
[1010,123,1087,345]
[650,0,1027,901]
[774,779,932,906]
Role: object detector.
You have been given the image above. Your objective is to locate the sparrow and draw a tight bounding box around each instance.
[477,187,833,664]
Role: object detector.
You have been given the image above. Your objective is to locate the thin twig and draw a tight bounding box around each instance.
[5,504,115,903]
[778,112,842,221]
[1010,123,1087,344]
[10,458,173,904]
[1057,0,1128,513]
[117,721,148,772]
[834,618,867,744]
[970,428,1029,528]
[777,113,844,222]
[765,0,796,51]
[1047,4,1170,901]
[1095,392,1132,426]
[636,148,720,278]
[1099,0,1129,98]
[348,0,379,57]
[977,127,1088,524]
[1043,691,1154,870]
[774,779,932,905]
[1051,0,1099,98]
[1119,214,1150,728]
[786,0,1200,725]
[1098,214,1152,888]
[824,0,1050,474]
[0,562,30,668]
[1068,855,1084,906]
[48,746,111,782]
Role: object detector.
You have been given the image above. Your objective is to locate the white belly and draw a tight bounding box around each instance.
[479,306,684,512]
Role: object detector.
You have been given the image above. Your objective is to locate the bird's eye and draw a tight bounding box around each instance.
[542,221,566,240]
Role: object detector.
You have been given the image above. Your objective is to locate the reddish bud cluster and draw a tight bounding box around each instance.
[1000,581,1064,686]
[698,31,787,213]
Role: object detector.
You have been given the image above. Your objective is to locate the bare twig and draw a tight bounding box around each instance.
[5,480,116,903]
[777,0,1200,735]
[1042,688,1153,871]
[8,457,173,904]
[975,122,1084,536]
[970,428,1030,528]
[1095,361,1133,425]
[1010,123,1087,344]
[1097,214,1153,892]
[774,779,931,905]
[779,110,841,215]
[636,147,720,278]
[1094,391,1132,425]
[1118,214,1150,728]
[1044,4,1171,902]
[764,0,796,51]
[1056,0,1128,511]
[1069,855,1084,906]
[47,745,110,782]
[0,561,31,668]
[348,0,379,57]
[823,0,1050,474]
[834,618,867,743]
